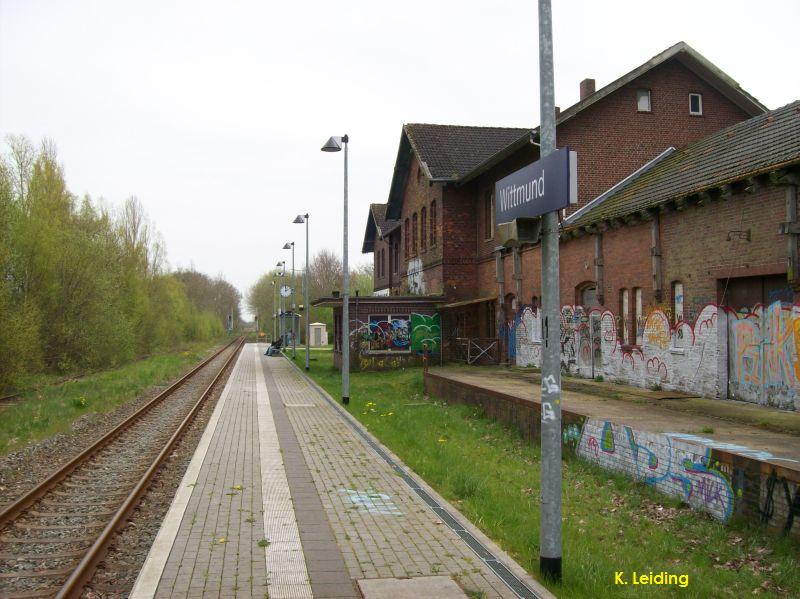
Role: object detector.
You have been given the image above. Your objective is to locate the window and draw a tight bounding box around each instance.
[483,190,494,240]
[416,162,423,184]
[420,207,427,251]
[634,288,643,345]
[673,282,684,324]
[393,242,399,274]
[689,93,703,116]
[620,288,630,344]
[430,200,437,247]
[380,249,385,279]
[580,284,598,307]
[412,212,418,254]
[404,218,409,257]
[637,89,651,112]
[672,281,684,348]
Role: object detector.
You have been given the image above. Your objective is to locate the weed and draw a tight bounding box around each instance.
[257,539,270,548]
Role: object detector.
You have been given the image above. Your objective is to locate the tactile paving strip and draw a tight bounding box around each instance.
[253,345,313,598]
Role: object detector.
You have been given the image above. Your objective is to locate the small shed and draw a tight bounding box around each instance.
[311,295,444,371]
[309,322,328,347]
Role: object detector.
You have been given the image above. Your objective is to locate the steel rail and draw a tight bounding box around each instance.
[0,337,240,530]
[56,336,245,598]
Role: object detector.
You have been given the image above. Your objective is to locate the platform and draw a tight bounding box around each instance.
[131,345,550,599]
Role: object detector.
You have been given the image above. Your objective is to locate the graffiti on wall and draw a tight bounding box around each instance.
[516,303,722,399]
[576,419,735,521]
[728,301,800,410]
[352,315,410,353]
[406,258,424,294]
[350,312,440,363]
[410,312,441,353]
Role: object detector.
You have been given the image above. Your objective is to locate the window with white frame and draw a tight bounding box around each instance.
[637,89,651,112]
[689,93,703,116]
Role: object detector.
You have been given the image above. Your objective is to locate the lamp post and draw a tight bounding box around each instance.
[271,279,277,342]
[276,260,285,346]
[283,241,296,358]
[321,134,349,404]
[294,214,310,370]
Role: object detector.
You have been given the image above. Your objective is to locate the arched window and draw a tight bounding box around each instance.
[576,281,598,307]
[404,218,410,257]
[412,212,418,255]
[430,200,437,247]
[420,207,427,251]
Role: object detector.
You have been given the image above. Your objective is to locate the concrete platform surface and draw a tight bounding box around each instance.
[431,366,800,464]
[357,576,467,598]
[131,345,552,599]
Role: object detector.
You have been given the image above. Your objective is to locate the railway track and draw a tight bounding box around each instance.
[0,337,245,598]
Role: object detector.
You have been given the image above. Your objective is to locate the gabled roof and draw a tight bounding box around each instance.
[405,124,530,181]
[457,42,768,185]
[385,125,529,219]
[565,100,800,228]
[383,42,768,221]
[362,203,399,253]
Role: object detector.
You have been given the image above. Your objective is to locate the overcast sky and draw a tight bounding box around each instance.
[2,0,799,317]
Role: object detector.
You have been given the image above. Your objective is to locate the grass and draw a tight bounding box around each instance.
[0,339,227,456]
[306,354,799,598]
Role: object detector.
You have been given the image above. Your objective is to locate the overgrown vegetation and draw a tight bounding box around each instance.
[307,355,800,598]
[0,342,220,455]
[0,136,239,391]
[247,248,373,341]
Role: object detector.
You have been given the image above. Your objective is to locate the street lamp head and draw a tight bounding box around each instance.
[293,214,307,224]
[321,136,342,152]
[282,242,293,249]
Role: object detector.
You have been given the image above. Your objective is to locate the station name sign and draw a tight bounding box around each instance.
[494,147,577,224]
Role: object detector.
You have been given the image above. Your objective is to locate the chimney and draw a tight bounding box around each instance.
[554,106,561,117]
[580,78,596,100]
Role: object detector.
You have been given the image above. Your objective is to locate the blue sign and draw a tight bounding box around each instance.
[494,147,577,224]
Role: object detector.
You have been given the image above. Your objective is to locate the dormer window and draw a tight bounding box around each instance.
[637,89,651,112]
[689,93,703,116]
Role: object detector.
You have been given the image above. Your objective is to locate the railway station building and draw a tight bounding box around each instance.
[359,42,800,408]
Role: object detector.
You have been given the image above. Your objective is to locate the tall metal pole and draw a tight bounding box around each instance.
[272,280,277,342]
[538,0,562,583]
[341,135,350,404]
[291,242,297,358]
[305,215,311,371]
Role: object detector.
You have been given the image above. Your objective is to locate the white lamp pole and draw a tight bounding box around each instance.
[294,214,311,370]
[321,134,349,404]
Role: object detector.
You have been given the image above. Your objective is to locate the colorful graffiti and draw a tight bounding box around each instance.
[728,301,800,409]
[410,312,441,353]
[351,315,410,352]
[576,419,735,521]
[517,303,723,399]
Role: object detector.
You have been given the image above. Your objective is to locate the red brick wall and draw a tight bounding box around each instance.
[441,184,479,300]
[372,236,390,292]
[559,60,752,211]
[662,186,791,318]
[374,58,757,311]
[468,58,755,313]
[395,158,444,294]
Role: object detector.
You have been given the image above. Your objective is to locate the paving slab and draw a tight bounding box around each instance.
[357,575,468,598]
